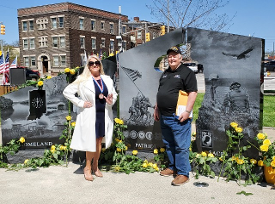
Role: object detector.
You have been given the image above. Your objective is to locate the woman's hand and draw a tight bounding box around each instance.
[104,94,113,105]
[83,101,93,108]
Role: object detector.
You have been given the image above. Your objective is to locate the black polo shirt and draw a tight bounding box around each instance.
[157,63,198,116]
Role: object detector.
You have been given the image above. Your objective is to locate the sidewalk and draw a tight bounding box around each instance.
[1,162,274,204]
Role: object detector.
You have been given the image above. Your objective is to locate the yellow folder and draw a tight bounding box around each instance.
[176,90,193,118]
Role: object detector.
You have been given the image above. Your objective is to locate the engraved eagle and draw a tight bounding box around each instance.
[222,46,254,59]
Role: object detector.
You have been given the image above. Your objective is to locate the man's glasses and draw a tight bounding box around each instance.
[88,61,100,66]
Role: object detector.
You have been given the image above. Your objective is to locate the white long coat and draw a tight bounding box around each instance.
[63,75,117,152]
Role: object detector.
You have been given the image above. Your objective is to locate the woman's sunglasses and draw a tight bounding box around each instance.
[88,61,100,66]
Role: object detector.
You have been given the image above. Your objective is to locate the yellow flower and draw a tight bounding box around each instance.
[124,146,128,151]
[60,145,67,151]
[232,156,236,161]
[71,121,76,127]
[192,132,196,137]
[102,148,106,152]
[118,119,124,125]
[114,118,120,124]
[109,53,114,56]
[189,147,192,151]
[160,148,165,153]
[263,139,271,146]
[51,145,56,151]
[143,159,148,164]
[219,157,223,162]
[19,137,25,143]
[250,159,257,165]
[142,163,148,168]
[272,156,275,161]
[66,115,72,121]
[236,158,244,165]
[201,151,207,157]
[260,144,269,152]
[115,166,120,171]
[208,153,214,158]
[132,150,138,155]
[271,160,275,168]
[155,167,159,171]
[153,163,158,169]
[37,81,43,87]
[257,133,266,140]
[258,160,264,167]
[153,149,158,154]
[230,122,238,128]
[46,76,52,79]
[75,66,80,69]
[64,68,70,73]
[115,138,120,142]
[196,154,201,158]
[116,148,122,152]
[235,127,243,133]
[24,159,29,165]
[50,149,55,154]
[70,69,76,75]
[148,162,153,167]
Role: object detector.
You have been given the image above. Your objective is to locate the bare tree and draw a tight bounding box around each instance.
[147,0,235,31]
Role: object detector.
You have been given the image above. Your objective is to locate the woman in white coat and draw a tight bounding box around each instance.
[63,54,117,181]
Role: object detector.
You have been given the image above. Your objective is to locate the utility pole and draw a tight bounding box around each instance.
[167,0,169,33]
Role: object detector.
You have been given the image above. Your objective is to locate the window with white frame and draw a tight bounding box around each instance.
[52,55,66,67]
[137,30,142,39]
[59,17,64,28]
[101,21,105,30]
[101,38,105,48]
[110,23,114,34]
[91,19,96,31]
[79,17,84,30]
[122,25,126,34]
[36,17,48,30]
[60,55,66,66]
[60,36,65,48]
[22,21,28,32]
[91,37,96,50]
[29,20,34,31]
[23,39,28,49]
[38,36,48,47]
[80,36,85,49]
[29,38,35,49]
[52,37,58,47]
[110,39,114,53]
[30,56,36,67]
[23,56,29,67]
[53,56,59,66]
[51,18,57,29]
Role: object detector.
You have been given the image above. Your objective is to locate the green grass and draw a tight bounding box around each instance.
[193,93,275,128]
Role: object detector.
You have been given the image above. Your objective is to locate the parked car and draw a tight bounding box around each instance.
[183,62,198,73]
[17,67,40,81]
[264,61,275,72]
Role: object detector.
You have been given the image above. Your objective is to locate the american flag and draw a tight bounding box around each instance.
[2,52,10,84]
[0,54,4,74]
[10,56,17,68]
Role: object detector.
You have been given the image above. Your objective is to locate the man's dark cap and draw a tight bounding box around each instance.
[230,82,241,90]
[167,46,181,55]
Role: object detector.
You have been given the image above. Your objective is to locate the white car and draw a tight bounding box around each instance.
[183,63,198,73]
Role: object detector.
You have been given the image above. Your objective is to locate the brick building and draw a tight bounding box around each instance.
[17,2,129,76]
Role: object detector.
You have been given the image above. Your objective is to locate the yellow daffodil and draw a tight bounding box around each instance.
[201,151,207,157]
[232,156,236,161]
[118,119,124,125]
[219,157,223,162]
[143,159,148,164]
[260,144,269,152]
[124,146,128,151]
[263,139,271,146]
[271,160,275,168]
[70,69,76,75]
[153,149,158,154]
[258,160,264,167]
[236,158,244,165]
[153,164,158,169]
[64,68,70,73]
[19,137,25,143]
[115,138,120,142]
[75,66,80,69]
[257,133,266,140]
[142,163,148,168]
[71,121,76,127]
[24,159,29,165]
[46,76,52,79]
[250,159,257,165]
[114,118,120,124]
[160,148,165,153]
[60,145,67,151]
[51,145,56,151]
[37,81,43,87]
[115,166,120,171]
[116,148,122,152]
[235,127,243,133]
[148,162,153,167]
[208,153,214,158]
[66,115,72,121]
[272,156,275,161]
[230,122,238,128]
[132,150,138,155]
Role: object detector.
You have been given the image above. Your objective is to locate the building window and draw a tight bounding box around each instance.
[110,23,114,34]
[60,55,66,66]
[137,30,142,39]
[51,18,57,29]
[29,38,35,49]
[101,38,105,48]
[122,26,126,34]
[23,39,28,49]
[29,21,34,31]
[36,17,48,30]
[80,36,85,49]
[79,18,84,30]
[30,56,36,67]
[52,37,58,47]
[91,20,96,31]
[53,56,59,66]
[101,21,105,30]
[52,55,66,67]
[22,21,28,32]
[60,36,65,48]
[91,37,96,50]
[110,40,114,53]
[38,36,48,47]
[23,57,29,67]
[59,17,64,28]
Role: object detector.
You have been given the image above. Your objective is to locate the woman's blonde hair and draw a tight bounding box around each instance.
[73,54,105,84]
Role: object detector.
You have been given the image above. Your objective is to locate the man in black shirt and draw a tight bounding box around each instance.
[154,46,197,186]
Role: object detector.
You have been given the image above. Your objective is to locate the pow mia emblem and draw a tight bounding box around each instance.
[31,97,44,109]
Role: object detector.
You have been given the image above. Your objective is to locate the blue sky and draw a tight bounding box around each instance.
[0,0,274,52]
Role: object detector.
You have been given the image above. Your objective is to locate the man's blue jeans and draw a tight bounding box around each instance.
[160,115,191,177]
